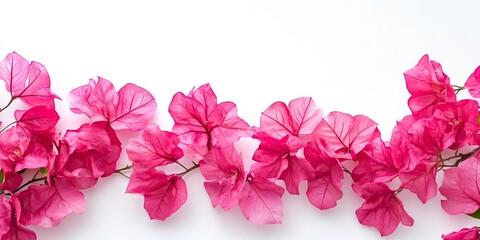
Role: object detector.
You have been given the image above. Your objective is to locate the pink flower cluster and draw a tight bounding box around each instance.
[2,50,480,239]
[124,54,480,239]
[0,52,156,240]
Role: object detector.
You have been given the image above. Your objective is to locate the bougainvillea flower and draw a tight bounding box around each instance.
[69,77,156,131]
[439,157,480,215]
[404,54,456,118]
[387,116,443,203]
[57,122,121,189]
[18,179,86,228]
[126,170,187,221]
[168,84,251,158]
[304,138,344,210]
[465,65,480,98]
[15,106,59,134]
[199,145,246,210]
[260,97,323,140]
[352,138,398,185]
[433,100,479,148]
[127,125,183,173]
[313,111,379,160]
[398,159,438,203]
[0,126,31,165]
[239,174,284,224]
[251,132,311,194]
[0,168,22,193]
[353,182,414,236]
[389,116,428,171]
[389,115,450,173]
[0,52,59,108]
[442,227,480,240]
[0,196,36,240]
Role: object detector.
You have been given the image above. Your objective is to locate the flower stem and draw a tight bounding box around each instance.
[179,162,199,177]
[9,171,47,194]
[0,97,15,112]
[0,121,17,133]
[438,147,479,170]
[115,165,132,179]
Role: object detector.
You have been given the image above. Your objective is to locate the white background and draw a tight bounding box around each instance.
[1,1,480,239]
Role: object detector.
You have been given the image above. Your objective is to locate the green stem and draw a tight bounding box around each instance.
[115,165,132,179]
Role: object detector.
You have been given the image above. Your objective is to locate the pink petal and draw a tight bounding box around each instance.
[68,77,118,122]
[304,138,344,209]
[127,171,187,220]
[279,155,314,195]
[199,145,246,210]
[189,83,218,117]
[239,176,284,224]
[434,100,479,148]
[0,197,13,236]
[15,106,59,134]
[169,89,214,158]
[352,138,398,185]
[209,101,252,145]
[251,133,298,179]
[260,101,293,137]
[0,196,36,240]
[127,125,183,173]
[313,111,378,159]
[354,183,414,236]
[200,144,244,180]
[260,97,323,139]
[0,126,30,165]
[109,83,157,131]
[169,84,250,159]
[57,122,121,188]
[404,54,456,118]
[442,227,480,240]
[0,52,58,108]
[69,77,156,131]
[389,116,430,171]
[465,65,480,98]
[68,79,97,118]
[16,61,59,108]
[439,157,480,215]
[90,77,118,122]
[15,133,51,171]
[18,179,86,228]
[399,160,438,203]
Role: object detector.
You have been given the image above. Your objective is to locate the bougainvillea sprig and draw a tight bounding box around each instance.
[0,52,157,240]
[2,50,480,239]
[119,54,480,239]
